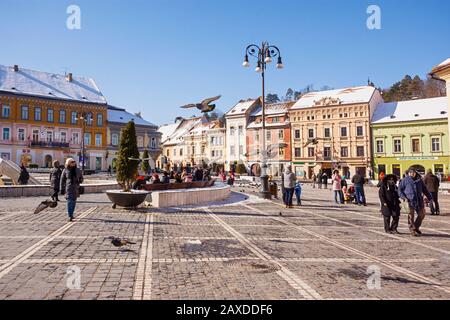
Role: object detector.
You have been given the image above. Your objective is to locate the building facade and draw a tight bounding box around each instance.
[289,86,383,179]
[372,97,449,178]
[106,106,161,170]
[0,64,108,170]
[224,98,261,172]
[430,58,450,151]
[159,117,203,171]
[246,101,293,177]
[205,121,226,173]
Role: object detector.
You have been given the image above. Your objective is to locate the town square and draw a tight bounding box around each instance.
[0,0,450,305]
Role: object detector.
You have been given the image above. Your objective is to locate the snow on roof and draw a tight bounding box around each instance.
[0,64,106,104]
[107,106,157,127]
[438,58,450,68]
[431,58,450,74]
[158,123,179,143]
[371,97,448,124]
[163,117,203,146]
[247,119,290,129]
[251,101,294,116]
[225,98,260,116]
[291,86,376,110]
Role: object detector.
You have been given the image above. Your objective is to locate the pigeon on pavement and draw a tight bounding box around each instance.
[34,199,57,214]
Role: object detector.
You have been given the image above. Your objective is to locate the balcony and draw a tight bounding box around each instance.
[29,141,70,148]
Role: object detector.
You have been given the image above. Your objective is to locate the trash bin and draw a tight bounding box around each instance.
[269,181,278,199]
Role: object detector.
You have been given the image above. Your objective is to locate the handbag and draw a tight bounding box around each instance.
[79,186,85,195]
[400,200,410,214]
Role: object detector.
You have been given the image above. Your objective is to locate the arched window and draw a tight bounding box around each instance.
[112,133,119,146]
[97,114,103,127]
[86,112,93,126]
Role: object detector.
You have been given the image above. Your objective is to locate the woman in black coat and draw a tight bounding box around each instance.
[378,174,401,234]
[49,160,62,201]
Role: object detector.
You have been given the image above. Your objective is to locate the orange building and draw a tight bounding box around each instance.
[0,64,108,170]
[246,102,294,177]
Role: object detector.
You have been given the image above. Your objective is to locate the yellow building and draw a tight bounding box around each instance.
[289,86,383,179]
[430,58,450,150]
[0,64,108,170]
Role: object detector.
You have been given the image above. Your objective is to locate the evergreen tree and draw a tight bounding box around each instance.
[266,93,280,104]
[142,149,150,174]
[116,121,140,192]
[284,88,294,101]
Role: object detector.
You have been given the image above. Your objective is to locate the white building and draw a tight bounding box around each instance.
[224,98,261,171]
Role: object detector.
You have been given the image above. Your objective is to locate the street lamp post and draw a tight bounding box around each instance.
[76,112,88,175]
[243,41,284,199]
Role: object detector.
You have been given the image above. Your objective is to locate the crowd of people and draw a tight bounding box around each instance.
[280,165,442,237]
[17,157,444,237]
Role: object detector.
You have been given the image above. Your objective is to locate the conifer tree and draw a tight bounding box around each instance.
[116,121,139,191]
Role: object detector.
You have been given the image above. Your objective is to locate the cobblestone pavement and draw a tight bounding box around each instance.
[0,184,450,300]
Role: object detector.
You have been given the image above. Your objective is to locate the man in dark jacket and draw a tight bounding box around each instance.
[379,174,401,234]
[398,168,432,236]
[322,172,328,189]
[351,170,366,206]
[423,169,440,215]
[193,166,203,182]
[49,160,62,201]
[18,164,30,185]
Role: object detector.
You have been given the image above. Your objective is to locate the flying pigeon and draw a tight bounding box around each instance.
[180,95,221,113]
[107,236,136,247]
[34,199,57,214]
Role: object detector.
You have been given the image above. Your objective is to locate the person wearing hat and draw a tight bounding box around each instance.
[398,167,432,236]
[378,174,401,234]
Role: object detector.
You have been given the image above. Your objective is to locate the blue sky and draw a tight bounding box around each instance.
[1,0,449,125]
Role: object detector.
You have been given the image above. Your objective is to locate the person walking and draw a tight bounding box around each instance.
[423,169,440,215]
[398,167,432,237]
[351,170,367,206]
[322,172,328,189]
[60,158,83,222]
[49,160,62,201]
[18,164,30,185]
[332,170,344,204]
[283,165,296,208]
[294,180,302,206]
[378,174,401,234]
[107,165,112,177]
[311,172,317,189]
[317,171,322,189]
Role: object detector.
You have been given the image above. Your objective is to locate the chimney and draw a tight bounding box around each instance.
[13,65,19,72]
[67,73,73,82]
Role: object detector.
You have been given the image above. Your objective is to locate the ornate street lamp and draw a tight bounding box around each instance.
[243,41,284,199]
[75,111,90,175]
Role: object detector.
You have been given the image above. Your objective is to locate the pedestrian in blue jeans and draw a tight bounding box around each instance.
[351,170,366,206]
[294,180,302,205]
[60,158,84,222]
[283,165,296,208]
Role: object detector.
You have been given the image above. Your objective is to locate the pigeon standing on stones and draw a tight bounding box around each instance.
[107,236,136,248]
